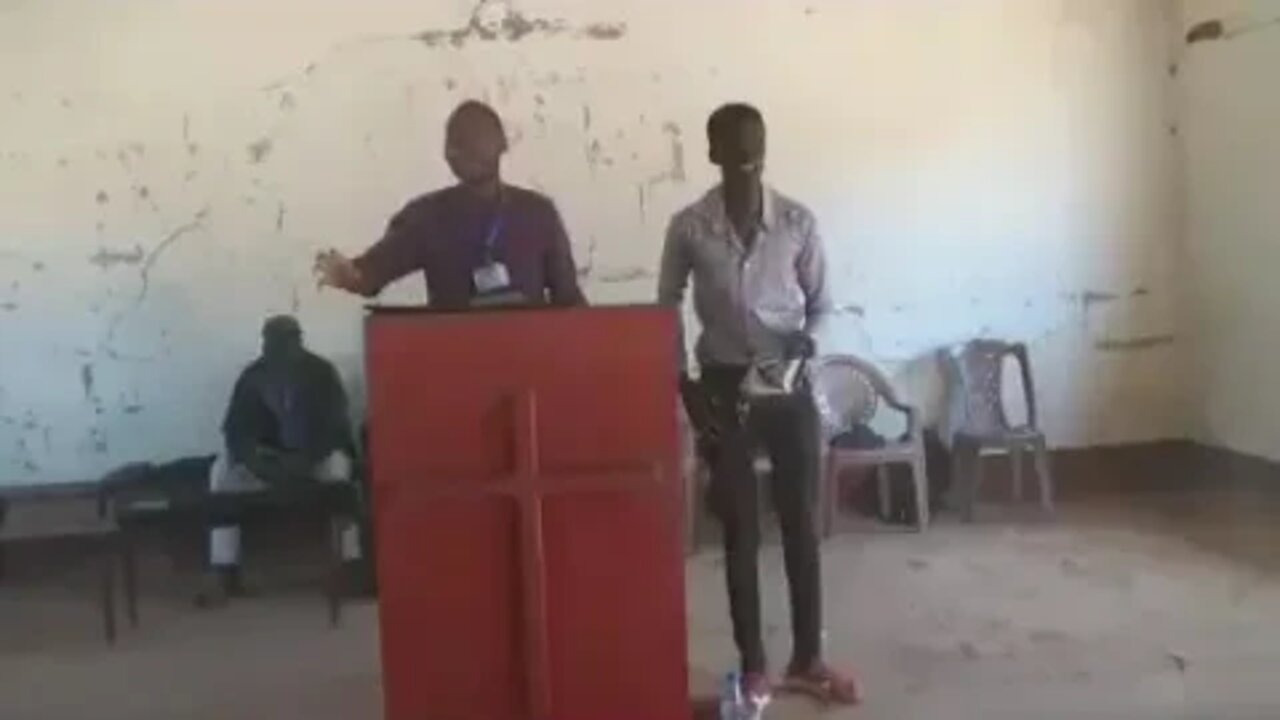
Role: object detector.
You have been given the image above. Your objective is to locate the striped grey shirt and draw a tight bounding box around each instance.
[658,185,833,370]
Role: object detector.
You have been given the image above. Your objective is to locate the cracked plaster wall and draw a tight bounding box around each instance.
[0,0,1186,485]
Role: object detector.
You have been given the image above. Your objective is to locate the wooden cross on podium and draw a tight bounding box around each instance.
[420,390,665,720]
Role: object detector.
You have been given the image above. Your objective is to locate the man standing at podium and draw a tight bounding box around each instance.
[658,103,860,708]
[314,101,586,307]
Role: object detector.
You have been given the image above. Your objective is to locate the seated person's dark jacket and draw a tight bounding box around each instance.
[222,350,353,485]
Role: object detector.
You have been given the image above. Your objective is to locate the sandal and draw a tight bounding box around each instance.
[780,662,862,706]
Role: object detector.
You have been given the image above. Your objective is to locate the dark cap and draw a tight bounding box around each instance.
[262,315,302,339]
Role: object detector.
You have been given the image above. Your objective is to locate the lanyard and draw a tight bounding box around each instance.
[481,211,505,265]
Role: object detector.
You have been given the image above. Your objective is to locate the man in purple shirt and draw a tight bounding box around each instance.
[315,101,586,307]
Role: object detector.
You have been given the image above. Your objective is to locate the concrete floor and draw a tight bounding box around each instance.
[3,480,1280,719]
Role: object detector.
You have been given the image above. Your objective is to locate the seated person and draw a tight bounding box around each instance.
[198,315,359,606]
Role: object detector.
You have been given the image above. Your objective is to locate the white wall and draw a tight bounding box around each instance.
[0,0,1186,486]
[1181,0,1280,460]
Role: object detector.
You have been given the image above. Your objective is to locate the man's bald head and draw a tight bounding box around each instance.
[444,101,508,189]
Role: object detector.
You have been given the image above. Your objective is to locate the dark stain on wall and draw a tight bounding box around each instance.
[578,22,626,40]
[1081,290,1120,311]
[90,427,108,455]
[1095,335,1175,353]
[598,268,653,284]
[1186,19,1224,44]
[95,190,110,205]
[247,137,274,164]
[89,245,145,269]
[576,237,598,279]
[80,364,95,400]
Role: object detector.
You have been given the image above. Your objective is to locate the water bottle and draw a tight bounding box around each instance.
[718,672,767,720]
[718,672,743,720]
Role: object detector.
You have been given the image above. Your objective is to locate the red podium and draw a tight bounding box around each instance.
[366,306,691,720]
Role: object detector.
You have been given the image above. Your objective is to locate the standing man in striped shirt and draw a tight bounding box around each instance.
[658,103,859,710]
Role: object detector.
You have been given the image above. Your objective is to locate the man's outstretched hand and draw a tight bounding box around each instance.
[314,250,364,294]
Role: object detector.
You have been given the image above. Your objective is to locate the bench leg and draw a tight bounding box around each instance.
[122,533,139,628]
[102,548,117,645]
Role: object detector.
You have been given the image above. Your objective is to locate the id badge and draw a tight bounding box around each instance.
[473,262,511,294]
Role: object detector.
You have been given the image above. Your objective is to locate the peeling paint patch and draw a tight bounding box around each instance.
[416,0,624,47]
[585,139,607,175]
[247,137,274,164]
[89,245,145,269]
[1095,335,1175,352]
[102,207,211,359]
[648,122,686,186]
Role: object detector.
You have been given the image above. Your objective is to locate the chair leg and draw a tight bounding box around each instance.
[102,546,117,646]
[876,465,891,522]
[912,455,930,531]
[1033,438,1055,516]
[1010,446,1025,503]
[962,442,984,523]
[122,532,139,628]
[822,454,839,538]
[326,517,344,629]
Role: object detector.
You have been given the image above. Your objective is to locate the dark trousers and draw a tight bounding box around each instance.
[700,366,822,675]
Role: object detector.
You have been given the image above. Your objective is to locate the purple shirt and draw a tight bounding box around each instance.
[354,184,586,309]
